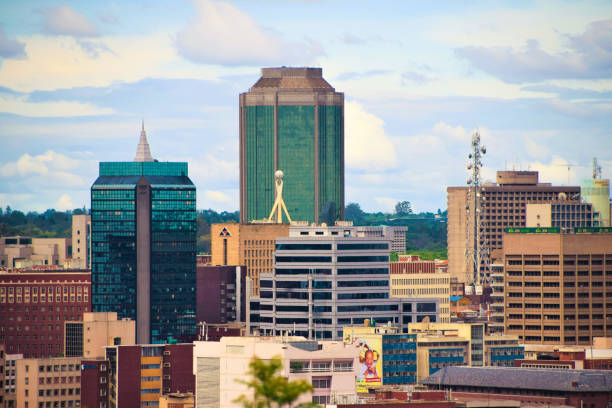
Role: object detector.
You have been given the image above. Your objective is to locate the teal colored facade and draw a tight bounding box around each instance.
[382,334,418,385]
[240,67,344,224]
[91,161,196,343]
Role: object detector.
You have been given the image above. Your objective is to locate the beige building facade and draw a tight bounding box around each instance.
[390,268,451,322]
[503,229,612,345]
[211,223,289,295]
[65,312,135,358]
[15,356,82,408]
[71,214,91,269]
[447,171,580,284]
[0,237,71,269]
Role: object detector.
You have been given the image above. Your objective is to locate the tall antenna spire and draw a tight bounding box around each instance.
[134,121,154,162]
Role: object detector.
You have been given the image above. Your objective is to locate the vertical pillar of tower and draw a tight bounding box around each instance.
[136,177,151,344]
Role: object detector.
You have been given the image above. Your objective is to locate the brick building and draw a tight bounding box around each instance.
[0,270,90,357]
[80,359,109,408]
[105,343,194,408]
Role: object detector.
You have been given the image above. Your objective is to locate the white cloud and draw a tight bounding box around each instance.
[55,194,74,211]
[345,100,397,171]
[0,34,218,92]
[374,197,398,213]
[0,151,87,188]
[204,190,231,203]
[43,5,99,37]
[0,94,114,117]
[174,0,324,66]
[526,156,588,186]
[433,121,467,142]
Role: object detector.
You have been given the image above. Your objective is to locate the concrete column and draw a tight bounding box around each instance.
[136,177,151,344]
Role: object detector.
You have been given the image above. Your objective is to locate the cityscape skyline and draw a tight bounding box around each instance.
[0,0,611,214]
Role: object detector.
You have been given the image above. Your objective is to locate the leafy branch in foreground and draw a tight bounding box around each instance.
[234,356,318,408]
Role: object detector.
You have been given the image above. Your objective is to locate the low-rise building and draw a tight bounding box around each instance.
[0,236,71,269]
[422,366,612,408]
[483,334,524,366]
[342,325,418,388]
[193,336,359,408]
[159,392,194,408]
[105,343,194,408]
[14,356,83,408]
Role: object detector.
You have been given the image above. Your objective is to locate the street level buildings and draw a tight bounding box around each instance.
[239,67,344,224]
[447,170,580,283]
[503,228,612,345]
[0,270,90,357]
[91,127,197,344]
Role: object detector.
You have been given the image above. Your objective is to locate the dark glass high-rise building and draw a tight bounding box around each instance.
[239,67,344,224]
[91,126,197,344]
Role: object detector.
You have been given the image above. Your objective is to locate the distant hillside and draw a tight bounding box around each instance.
[0,204,445,258]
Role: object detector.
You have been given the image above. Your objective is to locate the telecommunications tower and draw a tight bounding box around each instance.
[464,130,489,289]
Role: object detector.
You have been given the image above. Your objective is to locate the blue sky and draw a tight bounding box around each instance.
[0,0,611,213]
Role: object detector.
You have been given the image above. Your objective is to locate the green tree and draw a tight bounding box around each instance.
[234,356,318,408]
[390,251,399,262]
[394,201,412,216]
[344,202,365,224]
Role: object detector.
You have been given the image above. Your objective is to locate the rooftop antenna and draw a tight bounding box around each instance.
[592,157,602,179]
[267,170,292,223]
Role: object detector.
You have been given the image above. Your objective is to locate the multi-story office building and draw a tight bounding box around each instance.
[0,237,71,269]
[194,336,359,408]
[0,270,90,357]
[105,343,194,408]
[390,259,451,322]
[71,214,91,269]
[14,356,83,408]
[415,334,469,382]
[64,312,135,358]
[0,345,5,407]
[196,265,248,325]
[91,128,197,344]
[255,225,439,340]
[447,170,580,283]
[239,67,344,224]
[526,201,598,228]
[342,325,418,387]
[211,223,289,296]
[503,227,612,345]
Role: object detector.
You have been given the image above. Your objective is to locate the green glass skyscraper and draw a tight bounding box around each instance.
[239,67,344,224]
[91,125,196,344]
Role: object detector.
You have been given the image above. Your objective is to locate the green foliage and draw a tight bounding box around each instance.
[344,203,448,259]
[394,200,412,216]
[389,251,399,262]
[235,356,318,408]
[0,208,75,238]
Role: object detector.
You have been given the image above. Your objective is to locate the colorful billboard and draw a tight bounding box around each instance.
[344,331,383,392]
